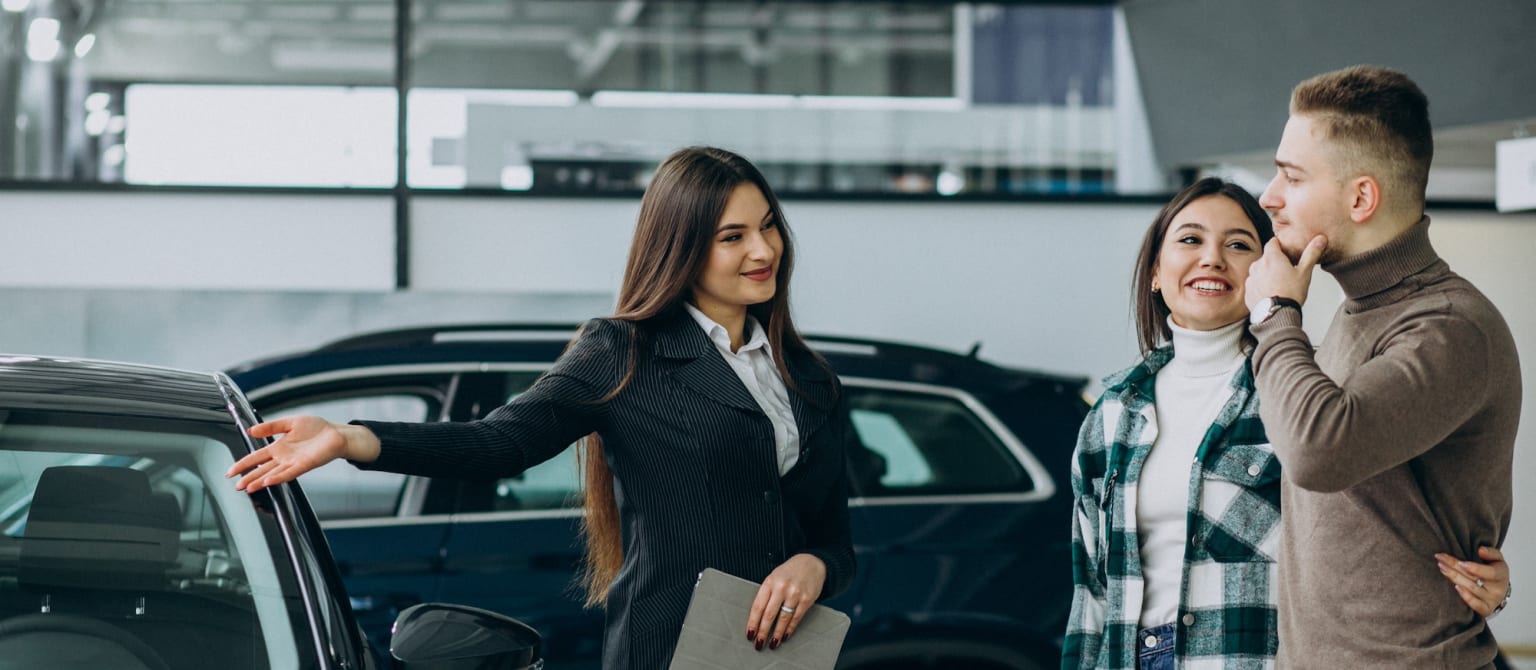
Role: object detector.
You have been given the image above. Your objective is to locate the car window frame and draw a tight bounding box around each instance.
[226,375,370,669]
[249,378,452,423]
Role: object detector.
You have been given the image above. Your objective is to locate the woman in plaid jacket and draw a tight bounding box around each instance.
[1061,178,1510,670]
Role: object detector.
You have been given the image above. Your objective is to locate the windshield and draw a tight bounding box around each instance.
[0,411,307,670]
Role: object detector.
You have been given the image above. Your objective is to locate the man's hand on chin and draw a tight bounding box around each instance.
[1245,235,1328,310]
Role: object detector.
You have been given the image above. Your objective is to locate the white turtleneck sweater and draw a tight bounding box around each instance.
[1137,318,1246,628]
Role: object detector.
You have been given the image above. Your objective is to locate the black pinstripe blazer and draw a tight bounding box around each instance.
[355,311,857,669]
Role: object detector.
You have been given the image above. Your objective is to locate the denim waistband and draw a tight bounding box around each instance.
[1136,621,1175,658]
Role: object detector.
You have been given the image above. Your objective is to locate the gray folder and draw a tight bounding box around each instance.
[669,568,851,670]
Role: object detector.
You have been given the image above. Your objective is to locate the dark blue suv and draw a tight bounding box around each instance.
[228,324,1090,669]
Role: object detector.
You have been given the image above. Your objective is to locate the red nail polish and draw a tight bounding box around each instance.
[755,639,764,651]
[770,638,779,650]
[747,629,755,640]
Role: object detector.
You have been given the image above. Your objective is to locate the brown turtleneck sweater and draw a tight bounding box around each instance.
[1250,216,1520,669]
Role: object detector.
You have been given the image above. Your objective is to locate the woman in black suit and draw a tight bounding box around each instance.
[229,146,857,668]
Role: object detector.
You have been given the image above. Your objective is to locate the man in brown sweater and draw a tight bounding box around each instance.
[1243,66,1521,668]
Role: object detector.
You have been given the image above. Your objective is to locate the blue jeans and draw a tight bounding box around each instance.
[1136,622,1175,670]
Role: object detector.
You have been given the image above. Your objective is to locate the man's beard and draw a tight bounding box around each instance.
[1279,231,1342,266]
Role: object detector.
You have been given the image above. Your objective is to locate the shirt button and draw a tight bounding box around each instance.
[1144,634,1158,648]
[1182,613,1196,626]
[1248,464,1262,477]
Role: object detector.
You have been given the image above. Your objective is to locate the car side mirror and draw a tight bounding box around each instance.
[390,603,543,670]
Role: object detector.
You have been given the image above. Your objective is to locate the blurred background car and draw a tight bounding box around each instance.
[0,354,543,670]
[229,323,1092,670]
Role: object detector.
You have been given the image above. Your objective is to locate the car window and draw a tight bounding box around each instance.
[266,394,424,520]
[467,372,583,514]
[0,417,304,669]
[492,449,583,512]
[844,385,1033,497]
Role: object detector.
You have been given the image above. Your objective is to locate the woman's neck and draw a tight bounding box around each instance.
[1165,317,1245,378]
[689,299,748,351]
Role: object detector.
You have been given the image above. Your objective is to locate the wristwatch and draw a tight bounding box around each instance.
[1250,296,1302,326]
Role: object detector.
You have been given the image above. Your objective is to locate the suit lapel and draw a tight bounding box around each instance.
[652,312,761,414]
[786,350,835,442]
[652,312,839,442]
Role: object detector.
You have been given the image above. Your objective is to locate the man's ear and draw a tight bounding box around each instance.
[1348,175,1380,224]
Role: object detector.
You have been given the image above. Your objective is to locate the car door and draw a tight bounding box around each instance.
[837,378,1060,637]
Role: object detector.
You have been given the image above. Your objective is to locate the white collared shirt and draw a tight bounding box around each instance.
[685,303,800,475]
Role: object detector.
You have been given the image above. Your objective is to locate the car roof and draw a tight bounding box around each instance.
[228,322,1087,398]
[0,354,238,423]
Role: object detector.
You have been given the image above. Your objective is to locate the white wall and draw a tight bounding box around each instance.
[413,196,1162,381]
[0,191,396,291]
[1420,212,1536,648]
[2,190,1534,646]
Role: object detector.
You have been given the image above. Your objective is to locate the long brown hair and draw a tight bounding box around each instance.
[1131,177,1273,355]
[578,146,821,607]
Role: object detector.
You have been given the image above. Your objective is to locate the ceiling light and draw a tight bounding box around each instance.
[1,0,31,13]
[74,33,95,58]
[936,169,964,196]
[85,92,111,112]
[26,18,61,62]
[84,109,110,136]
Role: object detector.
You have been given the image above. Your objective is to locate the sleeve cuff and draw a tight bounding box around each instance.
[1251,303,1303,335]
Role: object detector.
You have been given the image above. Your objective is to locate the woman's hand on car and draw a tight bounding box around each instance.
[746,553,827,651]
[227,415,380,493]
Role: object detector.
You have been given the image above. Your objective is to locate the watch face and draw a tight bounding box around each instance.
[1250,298,1275,325]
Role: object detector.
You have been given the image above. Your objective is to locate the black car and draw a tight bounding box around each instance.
[0,355,544,670]
[229,323,1091,670]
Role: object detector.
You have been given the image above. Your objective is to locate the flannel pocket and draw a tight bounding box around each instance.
[1194,445,1282,563]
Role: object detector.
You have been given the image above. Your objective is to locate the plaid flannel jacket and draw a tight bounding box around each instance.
[1063,347,1281,669]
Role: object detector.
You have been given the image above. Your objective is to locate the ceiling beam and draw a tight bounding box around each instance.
[574,0,644,83]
